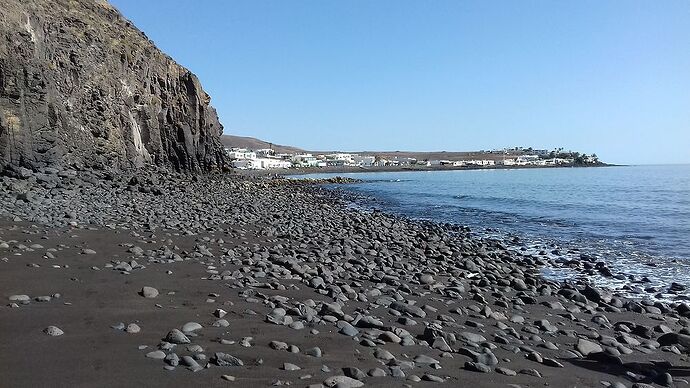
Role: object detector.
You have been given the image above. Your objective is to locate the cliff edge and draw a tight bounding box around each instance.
[0,0,225,172]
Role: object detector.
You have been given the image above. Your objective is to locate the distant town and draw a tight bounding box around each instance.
[224,146,602,171]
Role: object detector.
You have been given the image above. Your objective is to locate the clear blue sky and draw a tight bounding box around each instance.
[109,0,689,164]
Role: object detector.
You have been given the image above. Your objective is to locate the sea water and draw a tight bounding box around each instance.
[296,165,690,298]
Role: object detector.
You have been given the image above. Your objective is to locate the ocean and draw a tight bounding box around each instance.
[295,165,690,299]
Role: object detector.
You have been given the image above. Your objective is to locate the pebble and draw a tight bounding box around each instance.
[8,295,30,302]
[146,350,166,359]
[323,375,364,388]
[165,329,190,344]
[181,322,203,332]
[283,363,301,371]
[140,286,159,298]
[43,326,64,336]
[126,323,141,333]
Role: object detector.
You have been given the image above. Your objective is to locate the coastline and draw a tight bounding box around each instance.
[235,162,616,177]
[0,169,687,387]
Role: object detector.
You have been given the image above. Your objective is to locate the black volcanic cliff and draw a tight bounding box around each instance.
[0,0,225,172]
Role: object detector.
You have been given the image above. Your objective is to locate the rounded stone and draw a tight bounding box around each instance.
[43,326,64,336]
[140,286,159,298]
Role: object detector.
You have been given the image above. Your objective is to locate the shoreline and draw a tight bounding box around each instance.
[234,162,617,177]
[0,169,688,387]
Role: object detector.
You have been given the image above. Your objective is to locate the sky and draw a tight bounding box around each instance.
[109,0,690,165]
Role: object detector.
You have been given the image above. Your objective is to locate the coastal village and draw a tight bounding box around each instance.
[225,146,601,170]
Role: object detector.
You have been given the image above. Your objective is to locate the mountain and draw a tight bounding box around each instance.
[221,135,304,155]
[0,0,225,172]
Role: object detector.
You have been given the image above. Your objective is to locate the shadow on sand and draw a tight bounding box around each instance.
[566,357,690,385]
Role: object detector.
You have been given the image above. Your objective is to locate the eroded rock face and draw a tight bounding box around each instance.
[0,0,225,172]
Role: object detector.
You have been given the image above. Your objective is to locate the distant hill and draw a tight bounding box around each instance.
[221,135,305,154]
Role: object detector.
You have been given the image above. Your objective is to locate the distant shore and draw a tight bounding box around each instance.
[235,162,614,177]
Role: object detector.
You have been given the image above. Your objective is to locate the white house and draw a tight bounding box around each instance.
[464,159,495,166]
[232,157,291,170]
[374,158,390,167]
[291,154,318,167]
[430,160,452,166]
[227,148,256,160]
[326,153,356,165]
[515,155,540,165]
[232,159,256,169]
[353,155,375,166]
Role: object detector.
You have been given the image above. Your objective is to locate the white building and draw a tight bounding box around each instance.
[515,155,540,165]
[353,155,375,166]
[326,153,356,165]
[464,160,495,166]
[291,154,318,167]
[232,157,291,170]
[227,148,256,160]
[496,158,516,166]
[232,159,256,169]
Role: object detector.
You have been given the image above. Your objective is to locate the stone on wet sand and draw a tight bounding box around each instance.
[181,355,203,372]
[165,329,190,344]
[342,366,366,380]
[576,338,603,356]
[126,323,141,334]
[8,294,30,302]
[212,352,244,366]
[414,354,440,365]
[338,321,359,337]
[305,347,322,357]
[181,322,203,333]
[43,326,64,336]
[282,363,301,371]
[323,375,364,388]
[146,350,166,360]
[140,286,159,298]
[465,361,492,373]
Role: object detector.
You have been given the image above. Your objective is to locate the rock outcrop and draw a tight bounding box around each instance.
[0,0,225,172]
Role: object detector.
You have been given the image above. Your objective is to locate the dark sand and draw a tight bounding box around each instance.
[0,171,687,388]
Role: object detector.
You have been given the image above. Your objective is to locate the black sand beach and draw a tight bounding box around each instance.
[1,169,688,388]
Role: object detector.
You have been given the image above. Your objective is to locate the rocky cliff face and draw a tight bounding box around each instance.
[0,0,225,172]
